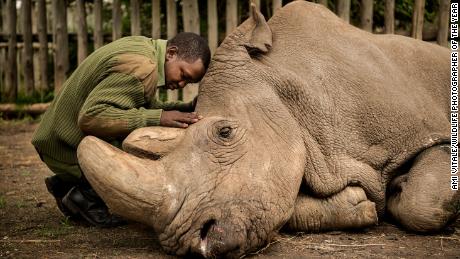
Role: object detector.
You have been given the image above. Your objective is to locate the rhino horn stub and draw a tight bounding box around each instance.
[244,2,272,54]
[77,136,181,231]
[122,126,186,159]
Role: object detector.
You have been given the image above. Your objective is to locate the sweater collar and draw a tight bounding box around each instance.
[154,39,167,87]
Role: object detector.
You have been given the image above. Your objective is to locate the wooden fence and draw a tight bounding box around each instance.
[0,0,452,107]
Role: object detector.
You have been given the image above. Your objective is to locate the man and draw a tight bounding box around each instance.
[31,32,211,227]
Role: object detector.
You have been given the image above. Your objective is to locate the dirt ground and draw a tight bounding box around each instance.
[0,120,459,259]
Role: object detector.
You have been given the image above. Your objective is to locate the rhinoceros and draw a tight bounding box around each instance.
[77,1,459,258]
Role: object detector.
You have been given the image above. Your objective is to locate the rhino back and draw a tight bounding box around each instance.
[264,1,450,200]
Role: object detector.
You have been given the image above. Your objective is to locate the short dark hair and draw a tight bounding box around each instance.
[167,32,211,70]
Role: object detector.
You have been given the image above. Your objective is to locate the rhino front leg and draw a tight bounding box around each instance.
[285,186,378,232]
[387,144,459,232]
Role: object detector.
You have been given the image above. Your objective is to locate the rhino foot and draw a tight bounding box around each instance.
[286,186,378,232]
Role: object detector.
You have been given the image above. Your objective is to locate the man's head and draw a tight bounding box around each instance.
[164,32,211,90]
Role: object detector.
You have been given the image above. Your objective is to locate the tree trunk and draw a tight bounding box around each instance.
[6,0,17,102]
[411,0,425,40]
[37,0,48,93]
[250,0,260,17]
[273,0,282,13]
[52,0,68,93]
[360,0,373,32]
[166,0,178,101]
[437,0,449,47]
[22,0,34,96]
[76,0,88,65]
[112,0,122,40]
[226,0,237,36]
[94,0,103,49]
[337,0,350,23]
[130,0,141,36]
[151,0,160,39]
[207,0,218,54]
[384,0,394,34]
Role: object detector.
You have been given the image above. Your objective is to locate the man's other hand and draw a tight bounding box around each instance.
[160,111,203,128]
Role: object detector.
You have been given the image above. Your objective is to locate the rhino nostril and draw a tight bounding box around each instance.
[200,219,216,241]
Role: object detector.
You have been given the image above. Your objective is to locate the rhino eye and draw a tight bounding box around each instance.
[219,127,232,138]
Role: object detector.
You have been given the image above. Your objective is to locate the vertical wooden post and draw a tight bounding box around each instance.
[94,0,103,49]
[182,0,199,34]
[130,0,141,36]
[437,0,449,47]
[318,0,328,7]
[0,0,6,98]
[166,0,178,102]
[273,0,282,13]
[52,0,69,93]
[112,0,122,40]
[207,0,218,54]
[411,0,425,40]
[360,0,373,32]
[6,0,17,102]
[37,0,49,93]
[22,0,34,96]
[152,0,161,39]
[167,0,177,39]
[337,0,350,23]
[76,0,88,64]
[226,0,237,36]
[181,0,200,102]
[384,0,394,34]
[250,0,260,17]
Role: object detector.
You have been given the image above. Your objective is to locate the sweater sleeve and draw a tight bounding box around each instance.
[148,96,197,112]
[78,72,163,139]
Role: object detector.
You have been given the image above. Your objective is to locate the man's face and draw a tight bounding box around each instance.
[164,46,206,90]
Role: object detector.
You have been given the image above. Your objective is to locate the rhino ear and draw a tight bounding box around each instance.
[243,3,272,54]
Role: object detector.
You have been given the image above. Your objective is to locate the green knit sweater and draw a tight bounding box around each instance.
[32,36,193,165]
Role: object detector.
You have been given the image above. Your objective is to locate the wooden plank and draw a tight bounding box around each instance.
[337,0,351,23]
[0,102,50,117]
[437,0,450,47]
[130,0,141,36]
[151,0,161,39]
[411,0,425,40]
[181,0,200,102]
[76,0,88,64]
[22,0,34,96]
[360,0,373,32]
[226,0,237,36]
[384,0,395,34]
[166,0,178,102]
[273,0,282,13]
[182,0,200,34]
[5,0,17,102]
[52,0,69,93]
[112,0,122,40]
[93,0,103,49]
[207,0,218,54]
[37,0,49,92]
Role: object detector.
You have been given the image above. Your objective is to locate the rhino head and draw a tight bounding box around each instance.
[78,3,306,257]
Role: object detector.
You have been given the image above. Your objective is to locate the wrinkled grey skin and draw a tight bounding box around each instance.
[77,2,459,258]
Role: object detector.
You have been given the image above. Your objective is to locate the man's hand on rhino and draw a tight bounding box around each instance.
[160,111,203,128]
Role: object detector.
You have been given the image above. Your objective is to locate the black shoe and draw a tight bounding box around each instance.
[45,176,80,219]
[62,186,126,228]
